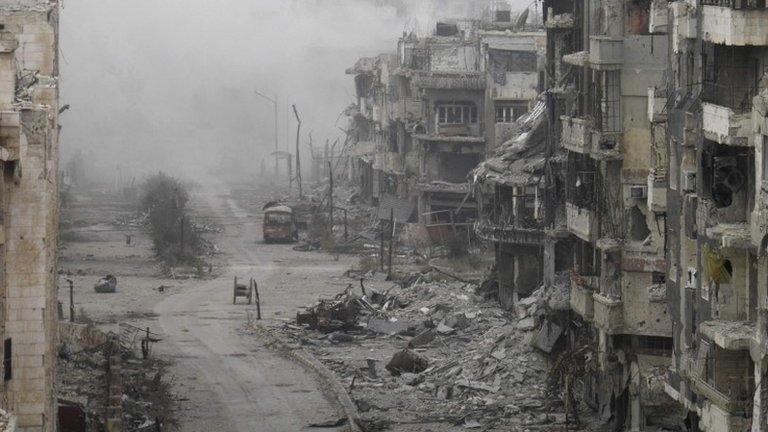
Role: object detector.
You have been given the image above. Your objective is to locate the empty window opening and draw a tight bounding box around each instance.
[629,206,651,241]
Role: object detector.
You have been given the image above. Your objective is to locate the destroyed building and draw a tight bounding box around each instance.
[346,18,545,239]
[664,0,768,429]
[344,1,768,429]
[546,0,679,427]
[0,0,60,430]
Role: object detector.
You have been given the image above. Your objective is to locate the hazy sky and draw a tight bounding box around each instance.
[58,0,525,181]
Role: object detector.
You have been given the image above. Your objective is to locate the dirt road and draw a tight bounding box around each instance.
[152,182,358,432]
[59,180,361,431]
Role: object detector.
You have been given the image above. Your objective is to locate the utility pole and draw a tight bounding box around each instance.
[388,208,394,279]
[68,279,74,323]
[292,105,303,199]
[328,161,334,234]
[255,90,278,177]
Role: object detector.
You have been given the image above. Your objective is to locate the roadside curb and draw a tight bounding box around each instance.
[248,323,363,432]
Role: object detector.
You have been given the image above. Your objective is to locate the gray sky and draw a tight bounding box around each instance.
[58,0,526,181]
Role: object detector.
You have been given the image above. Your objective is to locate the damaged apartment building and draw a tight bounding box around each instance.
[0,0,60,431]
[346,5,544,242]
[664,0,768,429]
[347,0,768,429]
[476,0,679,428]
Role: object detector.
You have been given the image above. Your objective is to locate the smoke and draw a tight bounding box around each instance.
[59,0,531,183]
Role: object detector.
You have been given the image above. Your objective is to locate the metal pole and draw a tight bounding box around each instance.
[274,96,278,178]
[68,279,74,323]
[328,161,334,233]
[388,208,394,279]
[343,209,348,240]
[293,105,303,199]
[379,226,385,272]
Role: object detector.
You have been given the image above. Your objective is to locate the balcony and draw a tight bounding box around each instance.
[589,37,623,70]
[701,5,768,46]
[566,202,597,242]
[691,376,753,416]
[474,220,546,245]
[570,275,597,321]
[545,12,574,30]
[649,0,669,33]
[560,116,590,154]
[593,293,624,334]
[648,86,667,123]
[705,222,751,249]
[702,102,751,146]
[437,123,481,137]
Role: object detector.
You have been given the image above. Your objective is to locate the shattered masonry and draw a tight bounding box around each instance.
[344,0,768,430]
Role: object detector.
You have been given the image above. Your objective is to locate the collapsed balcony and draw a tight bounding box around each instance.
[692,338,755,417]
[474,184,547,244]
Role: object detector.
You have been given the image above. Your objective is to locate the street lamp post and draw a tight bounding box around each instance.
[254,90,278,178]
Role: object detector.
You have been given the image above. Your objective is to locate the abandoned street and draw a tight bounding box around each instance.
[3,0,763,430]
[59,181,355,431]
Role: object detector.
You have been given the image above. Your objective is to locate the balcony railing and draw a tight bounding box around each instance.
[701,5,768,45]
[437,123,481,137]
[566,202,597,242]
[560,115,590,153]
[570,273,597,320]
[589,37,623,70]
[593,293,624,334]
[691,376,753,415]
[701,102,751,146]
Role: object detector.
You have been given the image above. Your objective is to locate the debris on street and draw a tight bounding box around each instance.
[94,275,118,293]
[272,270,577,430]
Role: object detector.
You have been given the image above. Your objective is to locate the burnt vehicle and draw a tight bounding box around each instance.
[263,204,298,243]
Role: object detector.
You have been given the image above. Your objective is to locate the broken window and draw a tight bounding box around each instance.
[702,43,763,113]
[701,142,752,212]
[599,71,621,133]
[629,206,651,241]
[436,104,477,125]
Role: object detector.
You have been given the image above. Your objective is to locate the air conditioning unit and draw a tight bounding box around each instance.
[630,185,648,199]
[682,170,696,192]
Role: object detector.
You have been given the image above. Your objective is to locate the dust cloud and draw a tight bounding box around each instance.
[59,0,531,184]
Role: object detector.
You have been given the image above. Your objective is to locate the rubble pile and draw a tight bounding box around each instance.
[280,272,569,430]
[58,333,177,431]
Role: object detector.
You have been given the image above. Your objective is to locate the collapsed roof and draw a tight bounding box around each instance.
[473,96,548,187]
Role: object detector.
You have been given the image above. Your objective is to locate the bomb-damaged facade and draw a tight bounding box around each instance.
[344,0,768,429]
